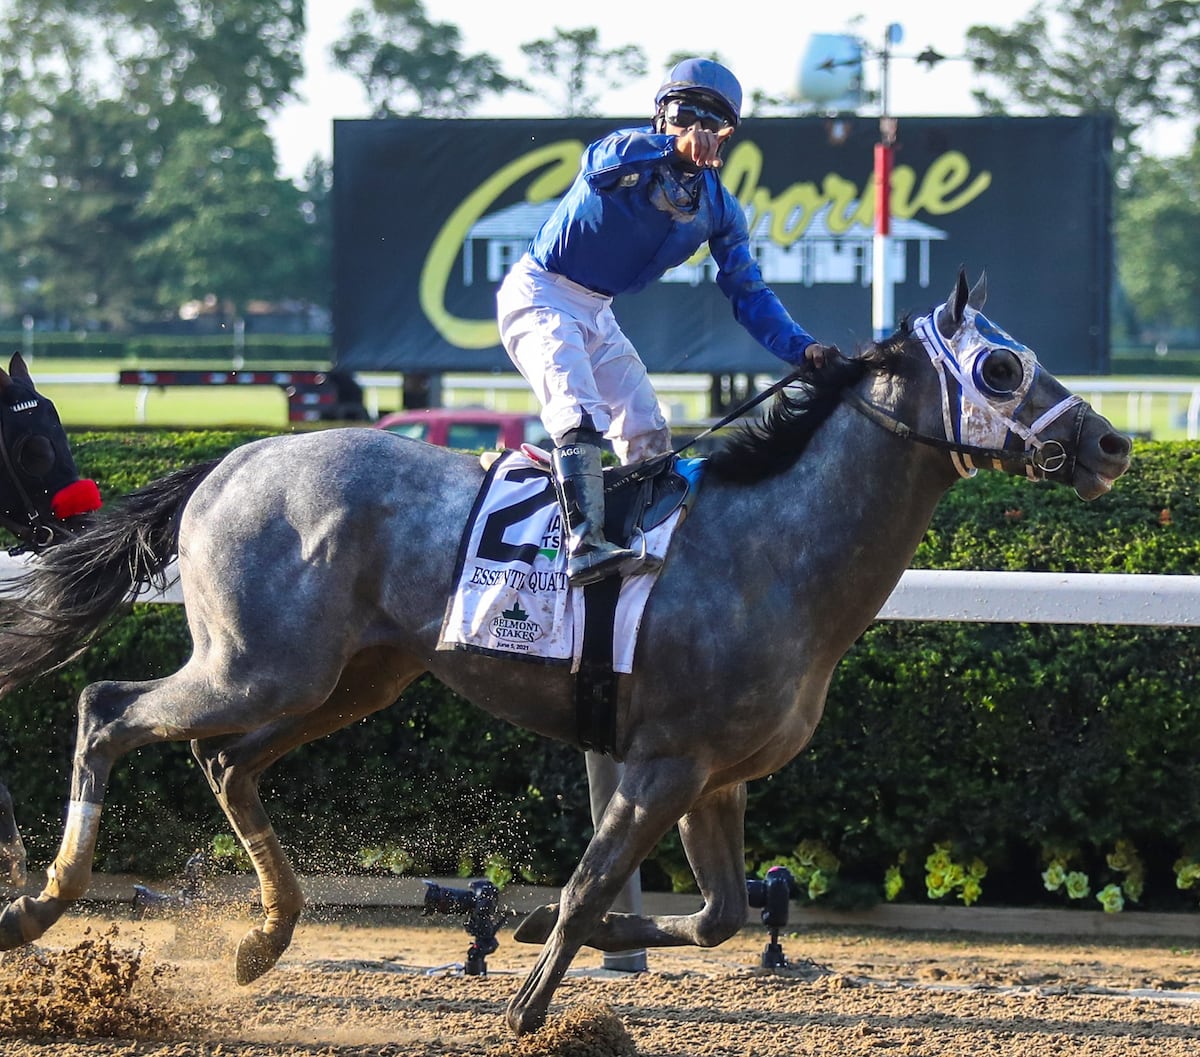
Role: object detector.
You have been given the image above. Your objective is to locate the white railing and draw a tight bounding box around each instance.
[1,556,1197,626]
[1061,379,1200,440]
[878,570,1200,625]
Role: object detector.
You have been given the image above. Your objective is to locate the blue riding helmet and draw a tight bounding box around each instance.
[655,58,743,127]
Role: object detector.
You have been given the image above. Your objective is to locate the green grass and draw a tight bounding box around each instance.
[24,356,1200,439]
[33,356,327,428]
[44,380,292,428]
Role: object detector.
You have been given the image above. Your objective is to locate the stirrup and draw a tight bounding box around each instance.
[618,528,662,578]
[568,531,660,587]
[567,542,640,587]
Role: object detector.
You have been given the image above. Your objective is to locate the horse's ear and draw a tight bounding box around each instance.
[0,365,10,391]
[937,268,971,337]
[968,271,987,310]
[7,352,32,385]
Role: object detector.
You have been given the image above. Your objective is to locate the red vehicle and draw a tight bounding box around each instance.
[373,408,549,451]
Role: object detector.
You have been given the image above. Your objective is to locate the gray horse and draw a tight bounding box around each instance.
[0,273,1131,1034]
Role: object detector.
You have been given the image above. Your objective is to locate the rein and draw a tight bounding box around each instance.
[672,366,808,456]
[605,366,808,494]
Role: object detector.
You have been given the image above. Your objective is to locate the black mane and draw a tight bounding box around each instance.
[705,321,912,484]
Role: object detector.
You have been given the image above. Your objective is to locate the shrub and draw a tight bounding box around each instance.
[1,434,1196,906]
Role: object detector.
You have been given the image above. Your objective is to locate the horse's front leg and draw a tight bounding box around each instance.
[514,782,749,952]
[0,781,27,887]
[193,647,425,984]
[506,756,705,1035]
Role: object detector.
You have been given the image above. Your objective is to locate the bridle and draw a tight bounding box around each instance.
[0,397,93,554]
[844,310,1087,482]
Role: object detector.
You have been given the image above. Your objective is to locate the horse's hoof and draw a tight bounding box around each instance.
[512,904,557,944]
[506,1001,547,1036]
[0,894,66,949]
[235,927,283,984]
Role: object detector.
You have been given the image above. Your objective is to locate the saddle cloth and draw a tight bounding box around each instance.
[437,450,686,673]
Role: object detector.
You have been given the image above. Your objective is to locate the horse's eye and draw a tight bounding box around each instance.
[976,348,1024,397]
[14,434,55,478]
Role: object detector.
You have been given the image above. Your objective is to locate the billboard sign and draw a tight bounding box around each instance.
[333,115,1111,376]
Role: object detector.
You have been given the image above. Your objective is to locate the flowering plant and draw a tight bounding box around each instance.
[883,853,906,902]
[923,842,987,906]
[1041,840,1144,913]
[754,838,840,903]
[1173,855,1200,901]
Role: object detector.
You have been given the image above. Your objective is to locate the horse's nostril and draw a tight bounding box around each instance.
[1101,432,1133,456]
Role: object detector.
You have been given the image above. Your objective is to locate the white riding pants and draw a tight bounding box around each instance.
[497,254,671,464]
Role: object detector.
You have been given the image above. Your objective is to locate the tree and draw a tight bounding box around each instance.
[332,0,525,117]
[136,120,316,322]
[1115,140,1200,335]
[0,0,304,121]
[965,0,1200,176]
[0,0,309,326]
[293,156,335,311]
[521,28,647,117]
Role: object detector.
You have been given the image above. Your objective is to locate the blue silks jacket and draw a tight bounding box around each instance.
[527,126,816,366]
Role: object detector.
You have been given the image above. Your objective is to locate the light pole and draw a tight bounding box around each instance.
[873,23,904,342]
[808,26,963,340]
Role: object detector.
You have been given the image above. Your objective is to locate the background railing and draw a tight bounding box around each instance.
[3,556,1197,626]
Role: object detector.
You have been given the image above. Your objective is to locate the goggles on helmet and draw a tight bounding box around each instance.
[661,98,733,133]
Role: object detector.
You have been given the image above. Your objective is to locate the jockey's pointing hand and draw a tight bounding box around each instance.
[674,126,735,170]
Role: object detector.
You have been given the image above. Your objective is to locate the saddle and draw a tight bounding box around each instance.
[519,443,703,551]
[461,445,703,756]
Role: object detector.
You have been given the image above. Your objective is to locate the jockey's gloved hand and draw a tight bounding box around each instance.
[804,342,839,369]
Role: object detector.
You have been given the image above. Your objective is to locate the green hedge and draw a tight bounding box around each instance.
[2,433,1198,914]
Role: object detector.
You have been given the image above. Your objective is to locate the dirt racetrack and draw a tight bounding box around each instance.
[1,903,1198,1056]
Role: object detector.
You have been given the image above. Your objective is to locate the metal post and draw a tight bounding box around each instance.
[585,751,647,972]
[873,24,903,342]
[233,317,246,371]
[873,137,895,341]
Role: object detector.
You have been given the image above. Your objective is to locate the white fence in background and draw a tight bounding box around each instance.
[1065,379,1200,440]
[1,556,1197,627]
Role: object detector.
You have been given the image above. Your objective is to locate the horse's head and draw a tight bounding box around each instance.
[911,269,1132,500]
[0,353,101,551]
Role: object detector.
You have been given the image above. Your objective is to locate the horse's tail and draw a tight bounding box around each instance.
[0,459,221,697]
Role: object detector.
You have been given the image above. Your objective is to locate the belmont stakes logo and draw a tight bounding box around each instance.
[491,602,544,643]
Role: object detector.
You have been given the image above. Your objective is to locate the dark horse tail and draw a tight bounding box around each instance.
[0,459,221,697]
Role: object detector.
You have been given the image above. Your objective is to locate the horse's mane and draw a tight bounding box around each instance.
[705,319,913,484]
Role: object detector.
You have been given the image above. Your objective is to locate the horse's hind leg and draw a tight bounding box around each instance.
[514,781,749,953]
[192,646,425,984]
[0,670,251,947]
[0,651,351,949]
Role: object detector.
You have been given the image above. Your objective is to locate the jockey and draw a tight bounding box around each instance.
[497,57,837,587]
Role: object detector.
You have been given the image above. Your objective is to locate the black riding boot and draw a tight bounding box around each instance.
[552,439,641,587]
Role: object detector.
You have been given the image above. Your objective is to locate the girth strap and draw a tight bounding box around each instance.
[574,576,621,755]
